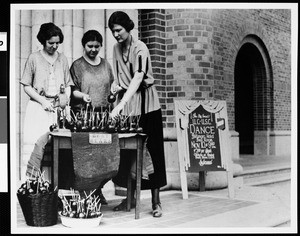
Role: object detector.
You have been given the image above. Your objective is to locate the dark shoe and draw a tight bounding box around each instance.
[113,198,136,211]
[152,203,162,217]
[92,189,108,205]
[98,192,108,205]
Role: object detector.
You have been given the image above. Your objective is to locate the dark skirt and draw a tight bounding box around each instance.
[112,109,167,190]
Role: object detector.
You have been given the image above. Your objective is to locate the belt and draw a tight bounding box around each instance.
[30,97,56,102]
[45,94,58,99]
[29,93,58,103]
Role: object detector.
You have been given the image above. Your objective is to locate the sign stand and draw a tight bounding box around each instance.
[175,101,189,199]
[175,100,234,199]
[199,171,205,192]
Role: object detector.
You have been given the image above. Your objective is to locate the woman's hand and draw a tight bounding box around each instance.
[111,81,123,94]
[110,100,126,120]
[24,85,56,112]
[82,94,91,103]
[41,99,55,112]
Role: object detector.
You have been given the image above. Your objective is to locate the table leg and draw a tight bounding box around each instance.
[127,165,132,211]
[52,137,59,189]
[135,136,143,219]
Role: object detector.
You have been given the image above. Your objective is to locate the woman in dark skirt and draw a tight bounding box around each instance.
[108,11,167,217]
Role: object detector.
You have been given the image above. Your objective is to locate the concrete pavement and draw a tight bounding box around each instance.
[14,180,296,234]
[13,154,297,234]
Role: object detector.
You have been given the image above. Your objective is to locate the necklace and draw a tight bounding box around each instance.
[121,35,132,64]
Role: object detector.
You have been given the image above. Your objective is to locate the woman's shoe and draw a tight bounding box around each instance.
[92,189,108,205]
[152,203,162,217]
[113,198,136,211]
[98,192,108,205]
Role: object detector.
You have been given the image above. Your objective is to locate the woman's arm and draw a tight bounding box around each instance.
[23,85,55,112]
[70,60,91,103]
[72,90,91,103]
[110,71,144,119]
[65,86,71,98]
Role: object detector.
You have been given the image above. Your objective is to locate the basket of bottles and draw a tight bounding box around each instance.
[58,189,103,228]
[17,171,58,227]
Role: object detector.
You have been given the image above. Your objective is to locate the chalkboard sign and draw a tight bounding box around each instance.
[187,104,225,172]
[175,100,233,199]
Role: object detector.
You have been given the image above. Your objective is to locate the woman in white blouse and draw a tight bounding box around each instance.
[20,22,73,180]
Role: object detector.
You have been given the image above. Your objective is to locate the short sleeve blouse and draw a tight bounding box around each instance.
[70,57,114,108]
[20,51,73,95]
[112,39,161,115]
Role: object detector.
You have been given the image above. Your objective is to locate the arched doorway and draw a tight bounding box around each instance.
[234,35,273,155]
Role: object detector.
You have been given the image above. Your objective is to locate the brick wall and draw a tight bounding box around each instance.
[139,9,291,133]
[139,9,167,126]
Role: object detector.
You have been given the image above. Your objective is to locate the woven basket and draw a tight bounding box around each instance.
[17,190,58,227]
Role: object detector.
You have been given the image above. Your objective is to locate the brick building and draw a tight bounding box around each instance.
[139,9,291,157]
[12,6,292,186]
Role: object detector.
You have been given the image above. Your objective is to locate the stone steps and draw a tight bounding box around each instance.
[239,165,291,186]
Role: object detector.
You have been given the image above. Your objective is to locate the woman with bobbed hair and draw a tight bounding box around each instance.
[70,29,114,112]
[70,29,115,204]
[37,22,64,46]
[20,22,73,181]
[108,11,167,217]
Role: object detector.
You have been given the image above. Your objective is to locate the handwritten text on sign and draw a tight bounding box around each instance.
[187,105,224,172]
[89,133,112,144]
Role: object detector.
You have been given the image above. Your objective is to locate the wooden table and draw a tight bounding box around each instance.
[50,129,145,219]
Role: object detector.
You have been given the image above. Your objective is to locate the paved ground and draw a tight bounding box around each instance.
[12,154,297,234]
[13,180,295,234]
